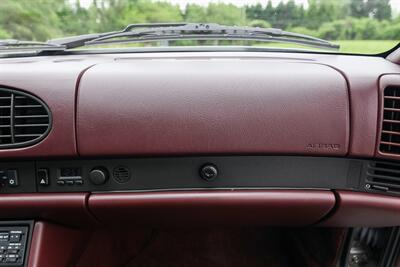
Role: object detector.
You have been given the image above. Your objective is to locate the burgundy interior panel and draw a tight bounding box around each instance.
[88,190,336,226]
[0,52,398,158]
[321,190,400,227]
[296,55,400,157]
[0,52,400,230]
[75,227,154,267]
[75,227,344,267]
[0,59,97,158]
[77,60,349,156]
[0,193,95,226]
[28,221,86,267]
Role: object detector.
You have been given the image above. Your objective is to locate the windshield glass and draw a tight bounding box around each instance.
[0,0,399,55]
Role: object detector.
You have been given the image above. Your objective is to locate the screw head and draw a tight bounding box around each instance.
[200,164,218,181]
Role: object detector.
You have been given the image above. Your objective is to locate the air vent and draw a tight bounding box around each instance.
[366,161,400,194]
[0,88,51,148]
[380,86,400,154]
[113,166,131,183]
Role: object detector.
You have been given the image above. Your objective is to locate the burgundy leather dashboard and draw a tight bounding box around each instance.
[1,52,399,158]
[0,52,399,159]
[0,58,95,158]
[77,59,350,156]
[1,51,400,227]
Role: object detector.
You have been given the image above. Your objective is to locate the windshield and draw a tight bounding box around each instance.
[0,0,399,55]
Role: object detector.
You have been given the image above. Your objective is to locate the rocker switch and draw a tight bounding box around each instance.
[37,169,49,186]
[6,170,19,187]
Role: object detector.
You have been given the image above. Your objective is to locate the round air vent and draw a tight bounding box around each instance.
[0,88,51,148]
[113,166,131,183]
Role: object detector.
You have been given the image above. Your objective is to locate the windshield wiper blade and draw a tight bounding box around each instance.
[48,23,186,49]
[49,23,340,51]
[0,39,65,51]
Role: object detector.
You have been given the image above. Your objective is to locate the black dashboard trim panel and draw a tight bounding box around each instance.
[0,156,399,197]
[35,156,362,193]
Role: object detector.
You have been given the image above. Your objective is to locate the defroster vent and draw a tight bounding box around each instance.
[366,161,400,194]
[380,86,400,155]
[0,88,51,148]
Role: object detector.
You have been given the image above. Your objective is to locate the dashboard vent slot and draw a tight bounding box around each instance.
[380,86,400,155]
[0,88,51,148]
[113,166,131,183]
[366,161,400,194]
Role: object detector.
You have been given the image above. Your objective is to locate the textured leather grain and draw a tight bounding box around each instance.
[77,59,350,156]
[0,58,97,158]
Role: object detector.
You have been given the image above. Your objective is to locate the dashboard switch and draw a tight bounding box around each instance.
[6,170,18,187]
[37,169,49,186]
[0,233,9,242]
[89,168,109,185]
[9,234,20,243]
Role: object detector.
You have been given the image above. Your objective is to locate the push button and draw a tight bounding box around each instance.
[9,234,20,243]
[0,233,8,242]
[5,256,17,263]
[6,170,18,187]
[7,249,18,254]
[37,169,49,186]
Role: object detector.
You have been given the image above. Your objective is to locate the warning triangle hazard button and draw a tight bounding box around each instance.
[37,169,49,186]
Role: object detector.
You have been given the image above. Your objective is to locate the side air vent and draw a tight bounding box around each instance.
[0,88,51,148]
[366,161,400,194]
[380,86,400,155]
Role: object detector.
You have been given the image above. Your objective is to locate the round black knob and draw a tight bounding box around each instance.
[89,168,109,185]
[200,164,218,181]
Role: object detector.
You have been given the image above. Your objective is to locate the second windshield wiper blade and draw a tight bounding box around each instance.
[49,23,340,51]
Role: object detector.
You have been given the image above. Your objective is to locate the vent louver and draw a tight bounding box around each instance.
[0,88,51,148]
[380,86,400,155]
[113,166,131,183]
[366,161,400,194]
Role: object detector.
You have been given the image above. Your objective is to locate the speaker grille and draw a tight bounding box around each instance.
[113,166,131,183]
[0,88,51,148]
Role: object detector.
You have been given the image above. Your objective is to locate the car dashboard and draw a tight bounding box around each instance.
[0,51,400,266]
